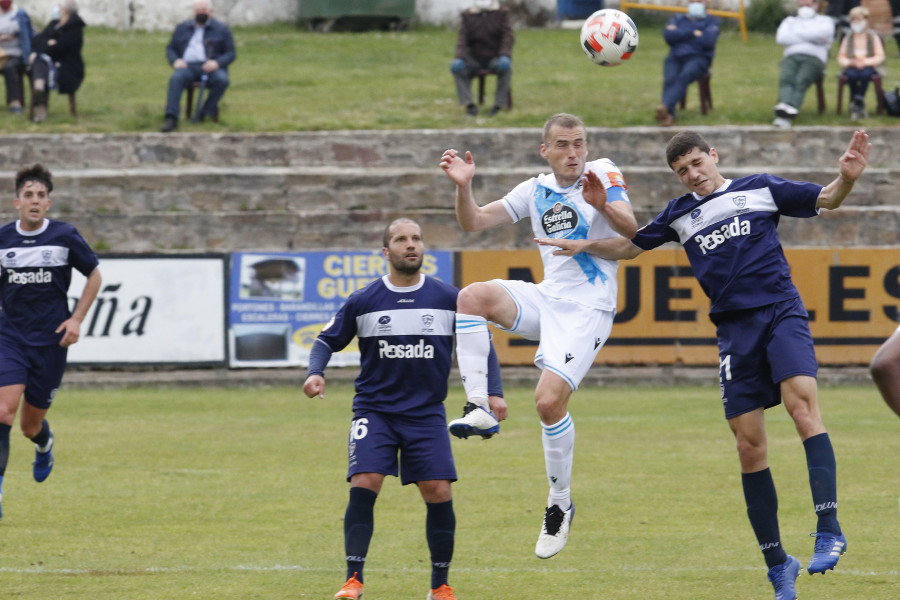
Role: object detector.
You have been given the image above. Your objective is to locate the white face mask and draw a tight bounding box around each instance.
[850,21,867,33]
[797,6,817,19]
[687,2,706,18]
[473,0,493,9]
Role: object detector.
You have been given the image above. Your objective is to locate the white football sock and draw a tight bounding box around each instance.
[455,313,490,409]
[542,413,574,510]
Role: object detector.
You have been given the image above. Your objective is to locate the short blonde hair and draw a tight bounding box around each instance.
[849,6,869,20]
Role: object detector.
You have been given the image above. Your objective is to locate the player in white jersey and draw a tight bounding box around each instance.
[0,164,102,522]
[537,130,870,600]
[440,113,638,559]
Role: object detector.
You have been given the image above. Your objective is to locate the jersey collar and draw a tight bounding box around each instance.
[16,218,49,236]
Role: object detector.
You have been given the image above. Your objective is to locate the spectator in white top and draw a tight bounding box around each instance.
[772,0,834,128]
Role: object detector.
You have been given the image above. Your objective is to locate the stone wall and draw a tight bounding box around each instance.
[2,126,897,253]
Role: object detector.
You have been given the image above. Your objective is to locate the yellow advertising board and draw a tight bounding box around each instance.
[459,248,900,366]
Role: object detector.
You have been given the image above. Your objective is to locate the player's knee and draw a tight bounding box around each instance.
[869,352,892,383]
[457,283,492,316]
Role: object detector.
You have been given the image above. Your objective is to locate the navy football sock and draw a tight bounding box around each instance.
[0,423,10,478]
[803,432,840,535]
[29,419,51,449]
[742,468,787,568]
[426,499,455,590]
[344,486,377,583]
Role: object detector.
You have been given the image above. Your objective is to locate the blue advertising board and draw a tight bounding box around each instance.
[228,250,454,367]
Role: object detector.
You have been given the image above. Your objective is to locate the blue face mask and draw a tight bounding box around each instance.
[687,2,706,18]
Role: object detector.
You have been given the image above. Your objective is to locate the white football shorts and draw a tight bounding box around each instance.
[492,278,614,391]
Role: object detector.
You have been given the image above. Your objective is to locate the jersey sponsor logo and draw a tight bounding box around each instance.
[690,208,705,229]
[378,339,435,359]
[541,202,579,236]
[6,268,52,285]
[377,314,392,334]
[693,216,751,255]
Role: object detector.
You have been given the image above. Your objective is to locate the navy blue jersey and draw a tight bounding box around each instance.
[314,274,457,419]
[631,174,821,314]
[0,219,99,345]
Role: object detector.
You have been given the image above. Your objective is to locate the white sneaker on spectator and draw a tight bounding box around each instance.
[772,117,792,129]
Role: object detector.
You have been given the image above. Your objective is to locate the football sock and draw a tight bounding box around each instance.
[30,420,52,451]
[455,314,490,408]
[344,486,377,583]
[541,413,574,510]
[0,423,10,478]
[425,499,455,590]
[803,432,840,535]
[742,468,787,569]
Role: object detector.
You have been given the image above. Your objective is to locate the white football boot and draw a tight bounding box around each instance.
[448,401,499,439]
[535,502,574,559]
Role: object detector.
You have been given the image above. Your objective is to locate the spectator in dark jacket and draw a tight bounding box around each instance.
[28,0,85,123]
[161,0,236,132]
[655,1,719,127]
[450,0,514,118]
[0,0,33,114]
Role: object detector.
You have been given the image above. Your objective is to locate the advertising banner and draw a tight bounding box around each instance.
[67,255,227,364]
[228,250,454,367]
[459,248,900,366]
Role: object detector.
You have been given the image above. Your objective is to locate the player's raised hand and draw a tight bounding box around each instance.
[839,130,871,183]
[440,149,476,187]
[303,374,325,398]
[534,236,588,257]
[581,170,608,212]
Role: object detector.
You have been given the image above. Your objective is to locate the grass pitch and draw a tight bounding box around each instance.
[0,382,897,599]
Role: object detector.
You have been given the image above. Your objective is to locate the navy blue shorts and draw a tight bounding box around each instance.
[711,296,818,419]
[347,409,457,485]
[0,334,68,409]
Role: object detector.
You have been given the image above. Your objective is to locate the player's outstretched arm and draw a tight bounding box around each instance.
[817,129,872,210]
[534,235,643,260]
[440,148,511,232]
[582,171,638,238]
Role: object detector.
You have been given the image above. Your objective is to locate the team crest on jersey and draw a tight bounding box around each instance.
[732,195,746,209]
[41,249,52,264]
[690,208,704,229]
[541,202,578,236]
[421,314,434,332]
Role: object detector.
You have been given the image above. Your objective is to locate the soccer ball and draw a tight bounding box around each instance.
[579,9,639,67]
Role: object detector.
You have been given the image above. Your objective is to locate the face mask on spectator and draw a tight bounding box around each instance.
[797,6,816,19]
[195,13,209,25]
[687,2,706,18]
[0,1,12,11]
[850,20,867,33]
